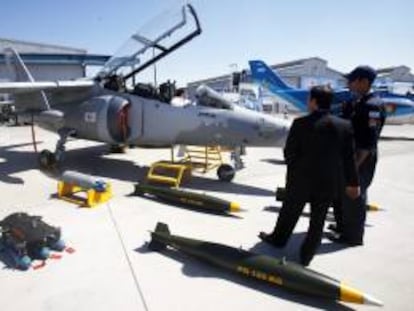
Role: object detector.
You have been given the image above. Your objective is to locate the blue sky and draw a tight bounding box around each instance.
[1,0,413,86]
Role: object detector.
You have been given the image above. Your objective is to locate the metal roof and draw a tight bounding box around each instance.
[0,53,110,66]
[0,38,110,66]
[0,37,87,54]
[187,57,345,86]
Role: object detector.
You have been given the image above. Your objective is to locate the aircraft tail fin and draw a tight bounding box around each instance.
[4,47,50,110]
[249,60,292,91]
[148,222,171,251]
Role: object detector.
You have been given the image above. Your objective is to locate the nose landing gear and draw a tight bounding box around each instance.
[38,128,75,172]
[39,149,58,171]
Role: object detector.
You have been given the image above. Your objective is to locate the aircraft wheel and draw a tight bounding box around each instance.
[39,149,57,170]
[109,144,127,153]
[217,164,235,182]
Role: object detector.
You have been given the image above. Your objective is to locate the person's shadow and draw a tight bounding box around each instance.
[259,206,364,255]
[263,205,337,222]
[261,158,286,165]
[0,142,40,184]
[380,135,414,141]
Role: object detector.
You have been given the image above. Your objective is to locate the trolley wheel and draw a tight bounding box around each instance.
[217,164,235,182]
[109,144,127,153]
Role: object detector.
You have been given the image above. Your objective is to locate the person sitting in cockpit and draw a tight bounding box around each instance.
[171,88,190,107]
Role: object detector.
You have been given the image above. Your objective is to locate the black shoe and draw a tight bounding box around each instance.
[300,261,310,267]
[327,223,342,234]
[299,258,311,267]
[326,232,363,246]
[258,232,284,248]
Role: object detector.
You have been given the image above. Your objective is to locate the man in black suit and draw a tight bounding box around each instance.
[259,85,360,266]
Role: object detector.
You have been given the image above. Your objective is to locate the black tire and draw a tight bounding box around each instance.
[38,149,57,170]
[10,114,18,126]
[109,144,127,153]
[217,164,235,182]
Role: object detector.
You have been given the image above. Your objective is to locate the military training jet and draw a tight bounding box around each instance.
[0,5,290,181]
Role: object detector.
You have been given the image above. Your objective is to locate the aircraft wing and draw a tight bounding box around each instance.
[0,80,97,111]
[1,47,97,110]
[0,80,96,95]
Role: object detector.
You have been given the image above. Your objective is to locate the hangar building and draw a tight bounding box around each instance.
[186,57,346,113]
[376,66,414,95]
[187,57,346,97]
[186,57,414,113]
[0,38,110,81]
[0,38,110,103]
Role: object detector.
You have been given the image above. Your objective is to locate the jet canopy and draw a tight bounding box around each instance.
[97,4,201,82]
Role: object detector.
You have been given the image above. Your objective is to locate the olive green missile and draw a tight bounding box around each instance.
[134,183,242,214]
[148,222,383,306]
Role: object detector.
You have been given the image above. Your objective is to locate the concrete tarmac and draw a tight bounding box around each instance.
[0,124,413,311]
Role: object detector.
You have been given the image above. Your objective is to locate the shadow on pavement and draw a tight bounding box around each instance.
[261,158,286,165]
[1,143,275,197]
[0,142,40,184]
[380,135,414,142]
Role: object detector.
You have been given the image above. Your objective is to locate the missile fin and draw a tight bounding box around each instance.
[148,222,170,251]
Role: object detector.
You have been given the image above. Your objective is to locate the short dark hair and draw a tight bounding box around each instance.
[345,66,377,85]
[175,88,186,97]
[310,85,333,110]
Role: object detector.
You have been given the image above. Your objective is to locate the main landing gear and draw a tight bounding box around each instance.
[217,164,235,182]
[38,128,75,171]
[216,146,245,182]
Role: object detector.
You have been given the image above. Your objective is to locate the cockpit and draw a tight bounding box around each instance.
[97,4,200,105]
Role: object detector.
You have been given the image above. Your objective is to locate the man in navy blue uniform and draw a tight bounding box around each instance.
[328,66,386,245]
[259,86,359,266]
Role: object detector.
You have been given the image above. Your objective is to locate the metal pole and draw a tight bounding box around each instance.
[153,47,157,87]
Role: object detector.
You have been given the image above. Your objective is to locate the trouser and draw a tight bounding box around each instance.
[332,194,344,232]
[271,192,330,265]
[341,153,377,243]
